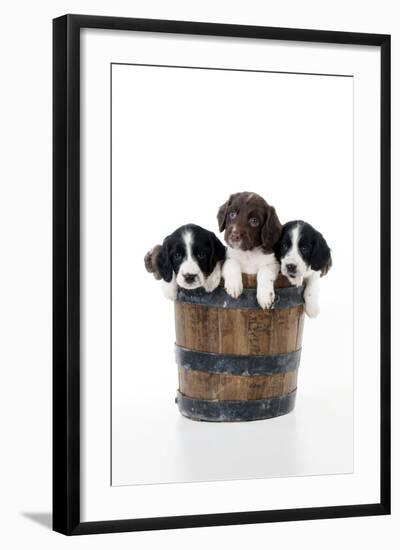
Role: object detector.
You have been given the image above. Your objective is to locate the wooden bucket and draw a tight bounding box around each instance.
[174,274,305,422]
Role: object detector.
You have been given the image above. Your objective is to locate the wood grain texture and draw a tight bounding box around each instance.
[178,367,298,400]
[240,272,292,289]
[175,302,304,355]
[174,271,304,417]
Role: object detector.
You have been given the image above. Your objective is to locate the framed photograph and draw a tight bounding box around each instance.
[53,14,390,535]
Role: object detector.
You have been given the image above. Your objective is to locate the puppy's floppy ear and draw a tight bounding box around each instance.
[261,205,282,252]
[310,231,331,272]
[217,195,232,232]
[273,228,285,261]
[155,237,173,282]
[209,233,226,264]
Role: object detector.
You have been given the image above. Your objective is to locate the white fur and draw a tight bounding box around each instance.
[222,258,243,298]
[176,231,205,290]
[162,229,222,300]
[280,223,321,318]
[227,247,279,274]
[161,274,177,301]
[223,246,280,309]
[257,264,279,310]
[203,261,222,293]
[303,271,320,318]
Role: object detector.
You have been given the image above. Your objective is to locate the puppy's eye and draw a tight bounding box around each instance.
[282,243,289,251]
[173,252,182,261]
[300,245,309,253]
[229,211,237,219]
[249,217,259,227]
[197,251,206,259]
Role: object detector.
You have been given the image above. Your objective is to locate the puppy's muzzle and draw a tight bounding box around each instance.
[286,263,297,277]
[183,273,197,284]
[228,230,242,247]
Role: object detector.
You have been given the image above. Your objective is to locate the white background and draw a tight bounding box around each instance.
[111,64,354,485]
[0,1,398,549]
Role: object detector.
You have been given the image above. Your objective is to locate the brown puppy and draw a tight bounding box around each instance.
[217,191,282,309]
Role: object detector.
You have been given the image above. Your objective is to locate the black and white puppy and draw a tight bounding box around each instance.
[274,221,332,318]
[156,224,226,300]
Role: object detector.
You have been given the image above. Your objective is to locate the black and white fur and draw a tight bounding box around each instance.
[156,224,226,300]
[274,221,332,318]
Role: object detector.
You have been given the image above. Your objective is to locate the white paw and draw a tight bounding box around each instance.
[304,296,320,318]
[204,263,222,293]
[161,280,177,301]
[257,288,275,310]
[225,276,243,299]
[294,277,304,288]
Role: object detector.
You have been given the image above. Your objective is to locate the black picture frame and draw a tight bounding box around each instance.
[53,14,391,535]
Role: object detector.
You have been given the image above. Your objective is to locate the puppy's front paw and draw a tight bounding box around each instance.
[225,276,243,299]
[257,288,275,310]
[304,296,320,318]
[162,281,177,301]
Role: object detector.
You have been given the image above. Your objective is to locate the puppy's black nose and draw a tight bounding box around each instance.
[286,263,297,274]
[184,273,197,284]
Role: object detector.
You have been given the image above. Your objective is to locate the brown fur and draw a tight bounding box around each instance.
[320,256,332,277]
[144,245,162,280]
[217,191,282,252]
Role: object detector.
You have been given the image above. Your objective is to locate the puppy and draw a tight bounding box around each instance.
[155,224,226,300]
[274,220,332,318]
[217,192,282,309]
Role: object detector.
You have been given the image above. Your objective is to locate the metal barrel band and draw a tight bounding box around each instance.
[176,286,304,310]
[175,345,301,376]
[176,390,297,422]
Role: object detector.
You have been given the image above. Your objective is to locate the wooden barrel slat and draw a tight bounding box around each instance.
[175,273,305,422]
[176,390,297,422]
[178,367,298,401]
[240,273,292,289]
[296,309,305,350]
[175,302,304,356]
